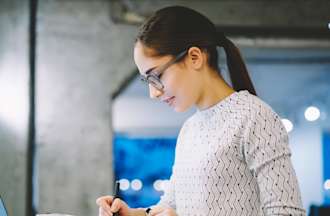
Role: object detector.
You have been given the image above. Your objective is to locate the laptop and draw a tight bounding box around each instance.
[0,196,8,216]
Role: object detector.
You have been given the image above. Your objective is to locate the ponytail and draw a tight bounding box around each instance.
[217,32,257,96]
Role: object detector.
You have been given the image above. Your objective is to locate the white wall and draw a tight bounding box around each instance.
[289,124,324,212]
[113,97,195,137]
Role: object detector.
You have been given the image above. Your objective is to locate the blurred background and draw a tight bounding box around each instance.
[0,0,330,216]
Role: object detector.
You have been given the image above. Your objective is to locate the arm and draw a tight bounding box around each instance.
[156,120,189,210]
[242,105,306,215]
[157,171,177,209]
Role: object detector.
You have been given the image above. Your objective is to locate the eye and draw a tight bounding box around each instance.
[156,70,165,79]
[157,73,163,79]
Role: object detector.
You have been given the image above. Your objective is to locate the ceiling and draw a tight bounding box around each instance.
[110,0,330,40]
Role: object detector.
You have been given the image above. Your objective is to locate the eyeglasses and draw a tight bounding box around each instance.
[140,49,188,91]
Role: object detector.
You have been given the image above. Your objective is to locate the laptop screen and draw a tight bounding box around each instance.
[0,197,8,216]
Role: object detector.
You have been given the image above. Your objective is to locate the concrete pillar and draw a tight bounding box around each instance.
[36,0,137,215]
[0,0,29,216]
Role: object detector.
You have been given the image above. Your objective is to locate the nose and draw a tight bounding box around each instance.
[149,84,163,99]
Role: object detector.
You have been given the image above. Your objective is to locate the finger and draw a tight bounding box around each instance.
[96,196,114,215]
[96,196,114,206]
[99,206,112,216]
[149,206,165,216]
[98,203,113,216]
[110,198,121,213]
[99,207,108,216]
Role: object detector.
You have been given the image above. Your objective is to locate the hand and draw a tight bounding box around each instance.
[149,206,177,216]
[96,195,130,216]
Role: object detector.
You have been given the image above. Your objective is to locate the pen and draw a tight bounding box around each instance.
[113,181,120,216]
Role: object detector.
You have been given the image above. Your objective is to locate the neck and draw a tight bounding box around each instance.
[195,71,235,111]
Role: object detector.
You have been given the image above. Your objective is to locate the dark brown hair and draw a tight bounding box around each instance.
[135,6,256,96]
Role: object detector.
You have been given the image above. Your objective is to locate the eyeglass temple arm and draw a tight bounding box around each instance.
[154,50,188,75]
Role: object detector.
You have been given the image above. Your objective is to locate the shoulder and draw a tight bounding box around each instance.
[237,91,287,144]
[238,90,282,123]
[233,91,287,143]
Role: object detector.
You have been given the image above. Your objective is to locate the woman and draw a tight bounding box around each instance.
[97,6,305,216]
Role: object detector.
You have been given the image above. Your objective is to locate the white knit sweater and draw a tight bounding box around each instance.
[157,90,305,216]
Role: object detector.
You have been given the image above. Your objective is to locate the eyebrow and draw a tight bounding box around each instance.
[142,50,187,76]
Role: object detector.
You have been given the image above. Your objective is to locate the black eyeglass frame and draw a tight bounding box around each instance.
[140,49,188,91]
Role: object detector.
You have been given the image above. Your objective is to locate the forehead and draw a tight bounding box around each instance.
[134,42,172,75]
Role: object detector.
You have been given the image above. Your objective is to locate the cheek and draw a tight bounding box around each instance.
[164,70,198,110]
[163,70,187,96]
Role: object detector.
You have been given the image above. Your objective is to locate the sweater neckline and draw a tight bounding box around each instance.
[195,90,248,119]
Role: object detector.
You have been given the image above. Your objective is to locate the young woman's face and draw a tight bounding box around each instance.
[134,41,202,112]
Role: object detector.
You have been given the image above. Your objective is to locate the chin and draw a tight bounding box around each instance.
[173,103,191,113]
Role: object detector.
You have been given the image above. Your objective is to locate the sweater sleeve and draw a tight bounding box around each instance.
[156,118,191,210]
[242,102,306,215]
[157,171,177,210]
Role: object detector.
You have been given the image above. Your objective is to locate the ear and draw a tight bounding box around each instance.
[186,46,205,70]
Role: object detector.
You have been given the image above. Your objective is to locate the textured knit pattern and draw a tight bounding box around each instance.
[157,90,305,216]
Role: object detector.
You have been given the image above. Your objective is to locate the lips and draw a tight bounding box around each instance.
[162,96,175,105]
